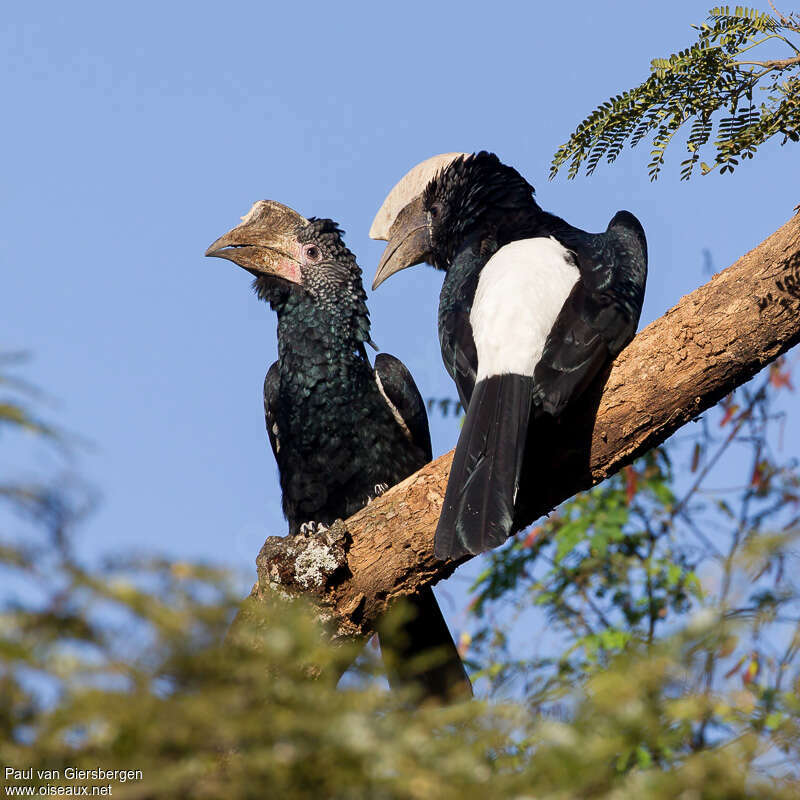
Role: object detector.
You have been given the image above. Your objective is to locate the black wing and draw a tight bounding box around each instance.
[534,211,648,416]
[374,353,432,462]
[439,309,478,411]
[263,361,281,463]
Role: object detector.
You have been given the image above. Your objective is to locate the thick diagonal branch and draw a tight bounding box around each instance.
[249,213,800,641]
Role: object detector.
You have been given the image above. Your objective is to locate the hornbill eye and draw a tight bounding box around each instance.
[429,203,442,220]
[304,244,321,261]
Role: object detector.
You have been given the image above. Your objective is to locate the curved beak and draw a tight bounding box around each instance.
[205,200,308,285]
[372,195,431,290]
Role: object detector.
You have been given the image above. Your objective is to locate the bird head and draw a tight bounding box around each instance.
[371,152,537,289]
[206,200,363,307]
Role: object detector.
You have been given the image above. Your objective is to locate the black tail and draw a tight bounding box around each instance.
[434,374,533,559]
[380,586,472,702]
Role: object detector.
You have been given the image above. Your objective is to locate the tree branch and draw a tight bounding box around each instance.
[246,213,800,644]
[732,55,800,70]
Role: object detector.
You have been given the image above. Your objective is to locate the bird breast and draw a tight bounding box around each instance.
[470,237,579,380]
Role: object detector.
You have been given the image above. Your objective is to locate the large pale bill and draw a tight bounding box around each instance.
[369,153,467,241]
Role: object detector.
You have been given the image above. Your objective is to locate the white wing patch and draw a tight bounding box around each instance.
[471,237,579,380]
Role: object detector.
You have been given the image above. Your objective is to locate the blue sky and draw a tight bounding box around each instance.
[3,2,798,638]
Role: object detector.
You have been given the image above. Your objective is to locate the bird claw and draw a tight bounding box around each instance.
[364,483,390,506]
[299,521,328,536]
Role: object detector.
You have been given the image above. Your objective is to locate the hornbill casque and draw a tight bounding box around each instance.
[371,152,648,560]
[205,199,471,701]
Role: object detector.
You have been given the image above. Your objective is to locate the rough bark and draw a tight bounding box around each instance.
[248,212,800,642]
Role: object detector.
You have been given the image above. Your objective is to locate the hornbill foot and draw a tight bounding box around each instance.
[299,521,329,536]
[365,482,390,506]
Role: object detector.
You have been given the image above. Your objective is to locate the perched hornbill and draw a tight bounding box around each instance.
[371,152,647,560]
[205,200,471,700]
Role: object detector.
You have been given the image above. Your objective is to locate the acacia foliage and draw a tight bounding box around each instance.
[550,6,800,180]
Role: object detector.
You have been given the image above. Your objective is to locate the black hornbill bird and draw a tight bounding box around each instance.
[370,152,648,560]
[205,199,471,700]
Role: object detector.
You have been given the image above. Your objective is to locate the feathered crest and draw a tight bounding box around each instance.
[425,152,536,223]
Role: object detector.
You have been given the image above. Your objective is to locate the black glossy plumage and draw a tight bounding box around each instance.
[532,210,648,415]
[256,221,414,526]
[256,218,470,699]
[437,243,482,411]
[425,153,647,558]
